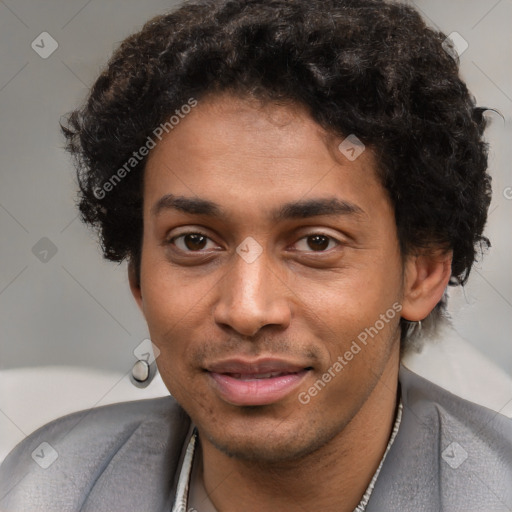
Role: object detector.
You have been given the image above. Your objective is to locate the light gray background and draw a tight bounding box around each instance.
[1,0,511,377]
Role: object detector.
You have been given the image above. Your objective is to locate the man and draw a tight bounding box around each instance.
[1,0,511,510]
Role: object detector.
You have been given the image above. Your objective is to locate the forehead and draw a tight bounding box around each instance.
[143,94,390,223]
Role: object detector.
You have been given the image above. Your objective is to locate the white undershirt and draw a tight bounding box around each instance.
[172,400,403,512]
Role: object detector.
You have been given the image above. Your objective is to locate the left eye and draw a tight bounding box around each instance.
[294,234,339,252]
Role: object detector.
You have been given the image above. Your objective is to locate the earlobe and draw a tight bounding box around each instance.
[128,259,144,313]
[401,250,452,322]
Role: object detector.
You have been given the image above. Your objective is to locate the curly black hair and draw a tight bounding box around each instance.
[60,0,492,346]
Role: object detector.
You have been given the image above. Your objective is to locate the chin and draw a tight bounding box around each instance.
[199,416,339,464]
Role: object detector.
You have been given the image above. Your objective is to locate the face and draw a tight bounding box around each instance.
[135,93,406,462]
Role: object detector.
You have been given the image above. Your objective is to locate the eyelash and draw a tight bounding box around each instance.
[166,231,341,254]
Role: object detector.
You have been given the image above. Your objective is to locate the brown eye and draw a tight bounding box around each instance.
[183,233,207,251]
[307,235,330,251]
[170,232,215,252]
[294,233,340,253]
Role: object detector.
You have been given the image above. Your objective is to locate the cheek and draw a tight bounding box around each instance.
[140,250,204,329]
[298,263,401,333]
[139,261,198,364]
[294,270,403,382]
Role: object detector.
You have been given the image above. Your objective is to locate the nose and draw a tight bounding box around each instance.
[213,249,292,337]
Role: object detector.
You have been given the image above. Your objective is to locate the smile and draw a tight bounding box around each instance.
[206,359,312,406]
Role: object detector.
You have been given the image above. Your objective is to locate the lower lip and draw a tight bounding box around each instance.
[208,370,310,406]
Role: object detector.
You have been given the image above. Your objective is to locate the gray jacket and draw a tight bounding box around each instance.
[1,366,511,511]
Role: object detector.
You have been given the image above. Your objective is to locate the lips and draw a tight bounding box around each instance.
[206,358,311,406]
[228,371,293,380]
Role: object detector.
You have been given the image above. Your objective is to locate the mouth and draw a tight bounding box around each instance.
[206,359,312,406]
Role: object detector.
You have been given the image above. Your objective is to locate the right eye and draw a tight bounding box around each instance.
[167,232,220,253]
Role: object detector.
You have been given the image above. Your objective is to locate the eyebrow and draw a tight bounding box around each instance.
[151,194,365,222]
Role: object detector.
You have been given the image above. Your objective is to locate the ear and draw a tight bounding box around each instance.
[128,259,144,313]
[401,250,452,322]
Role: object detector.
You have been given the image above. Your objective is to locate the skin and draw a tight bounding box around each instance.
[129,93,452,512]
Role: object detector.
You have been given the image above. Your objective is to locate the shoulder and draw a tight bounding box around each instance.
[369,366,512,511]
[0,396,191,512]
[399,364,512,442]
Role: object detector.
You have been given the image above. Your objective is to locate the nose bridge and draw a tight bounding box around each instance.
[234,251,270,306]
[214,247,291,336]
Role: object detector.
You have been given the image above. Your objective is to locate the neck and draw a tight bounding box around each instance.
[199,357,401,512]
